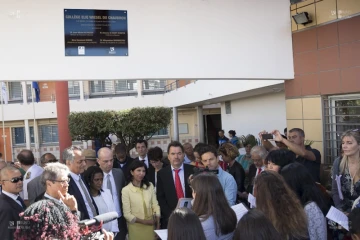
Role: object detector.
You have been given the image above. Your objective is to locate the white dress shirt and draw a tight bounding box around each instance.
[93,189,119,233]
[21,164,44,200]
[102,170,122,217]
[255,165,266,178]
[171,164,185,197]
[2,190,23,208]
[184,155,192,164]
[138,155,149,168]
[70,172,95,219]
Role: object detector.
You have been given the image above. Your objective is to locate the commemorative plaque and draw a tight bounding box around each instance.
[64,9,128,56]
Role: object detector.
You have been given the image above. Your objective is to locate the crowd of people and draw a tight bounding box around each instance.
[0,127,359,240]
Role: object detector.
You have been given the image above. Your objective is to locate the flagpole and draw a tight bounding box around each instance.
[32,84,37,153]
[1,83,6,161]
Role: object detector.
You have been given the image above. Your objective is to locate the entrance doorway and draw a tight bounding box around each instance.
[204,114,222,148]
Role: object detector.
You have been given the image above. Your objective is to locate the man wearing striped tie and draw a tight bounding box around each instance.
[0,166,26,240]
[65,146,99,220]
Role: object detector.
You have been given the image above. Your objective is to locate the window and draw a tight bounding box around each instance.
[90,80,114,94]
[12,127,35,145]
[143,80,166,90]
[152,128,168,136]
[8,82,23,101]
[323,95,360,164]
[68,81,80,97]
[40,125,59,144]
[114,80,137,92]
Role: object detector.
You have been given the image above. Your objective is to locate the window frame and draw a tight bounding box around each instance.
[39,125,59,145]
[12,126,35,146]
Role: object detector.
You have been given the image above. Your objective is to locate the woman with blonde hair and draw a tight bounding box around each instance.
[332,129,360,213]
[254,171,309,240]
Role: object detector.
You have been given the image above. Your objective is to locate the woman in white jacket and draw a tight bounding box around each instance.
[83,166,119,234]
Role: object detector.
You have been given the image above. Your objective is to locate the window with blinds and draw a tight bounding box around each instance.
[12,127,35,145]
[68,81,80,98]
[89,80,138,98]
[152,128,169,136]
[323,95,360,164]
[39,125,59,144]
[142,80,166,95]
[8,82,23,102]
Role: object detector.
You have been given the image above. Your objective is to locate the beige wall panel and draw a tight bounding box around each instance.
[297,4,317,30]
[303,119,323,141]
[337,0,360,18]
[311,141,324,163]
[291,4,297,10]
[302,97,322,119]
[287,119,304,131]
[286,99,303,119]
[297,0,315,8]
[316,0,337,24]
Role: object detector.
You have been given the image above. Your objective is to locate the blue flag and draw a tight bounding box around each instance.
[32,82,40,103]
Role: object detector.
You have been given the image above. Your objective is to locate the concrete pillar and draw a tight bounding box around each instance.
[55,81,72,160]
[173,107,179,141]
[21,81,27,104]
[79,81,84,100]
[137,80,142,97]
[196,106,205,143]
[24,119,30,149]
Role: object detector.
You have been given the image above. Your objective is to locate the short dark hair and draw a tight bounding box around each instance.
[127,160,150,188]
[219,130,225,133]
[135,139,148,148]
[167,141,184,154]
[233,209,281,240]
[284,128,287,134]
[114,143,127,154]
[147,147,163,162]
[198,145,218,158]
[40,153,57,165]
[265,149,294,170]
[193,143,207,154]
[349,208,360,235]
[167,208,206,240]
[228,130,236,136]
[17,149,35,166]
[289,128,305,137]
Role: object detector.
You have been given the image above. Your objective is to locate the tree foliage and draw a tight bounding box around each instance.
[68,107,172,153]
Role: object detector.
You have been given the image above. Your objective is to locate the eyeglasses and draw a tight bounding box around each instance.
[2,176,24,183]
[52,178,71,185]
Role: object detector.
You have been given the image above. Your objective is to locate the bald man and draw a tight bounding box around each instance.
[0,166,26,239]
[97,147,127,240]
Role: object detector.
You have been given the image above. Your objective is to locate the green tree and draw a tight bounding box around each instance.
[68,107,172,153]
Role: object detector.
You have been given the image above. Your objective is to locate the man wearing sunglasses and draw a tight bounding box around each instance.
[27,153,58,204]
[0,166,26,240]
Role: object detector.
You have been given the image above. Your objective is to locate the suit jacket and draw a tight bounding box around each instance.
[156,164,193,228]
[246,164,257,194]
[113,156,134,183]
[0,193,25,240]
[27,175,45,205]
[111,168,126,201]
[147,162,169,187]
[68,174,99,220]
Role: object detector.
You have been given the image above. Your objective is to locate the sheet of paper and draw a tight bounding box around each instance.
[231,203,249,222]
[154,229,168,240]
[248,193,256,208]
[335,175,344,200]
[326,206,349,231]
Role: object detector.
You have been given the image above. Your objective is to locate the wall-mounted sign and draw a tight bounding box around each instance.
[64,9,128,56]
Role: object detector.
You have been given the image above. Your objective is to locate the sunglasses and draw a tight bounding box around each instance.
[3,176,24,183]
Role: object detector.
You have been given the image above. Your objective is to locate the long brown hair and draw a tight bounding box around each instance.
[191,173,237,236]
[339,130,360,183]
[255,171,308,240]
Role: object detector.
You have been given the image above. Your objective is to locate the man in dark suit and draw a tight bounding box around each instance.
[112,143,134,182]
[134,139,159,184]
[0,166,26,240]
[98,147,127,240]
[65,146,99,220]
[156,141,193,229]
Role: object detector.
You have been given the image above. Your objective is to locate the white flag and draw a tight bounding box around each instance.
[1,82,8,104]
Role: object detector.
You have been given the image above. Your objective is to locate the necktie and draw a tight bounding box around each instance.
[257,168,262,175]
[174,169,184,199]
[107,174,113,197]
[78,177,97,217]
[17,196,26,209]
